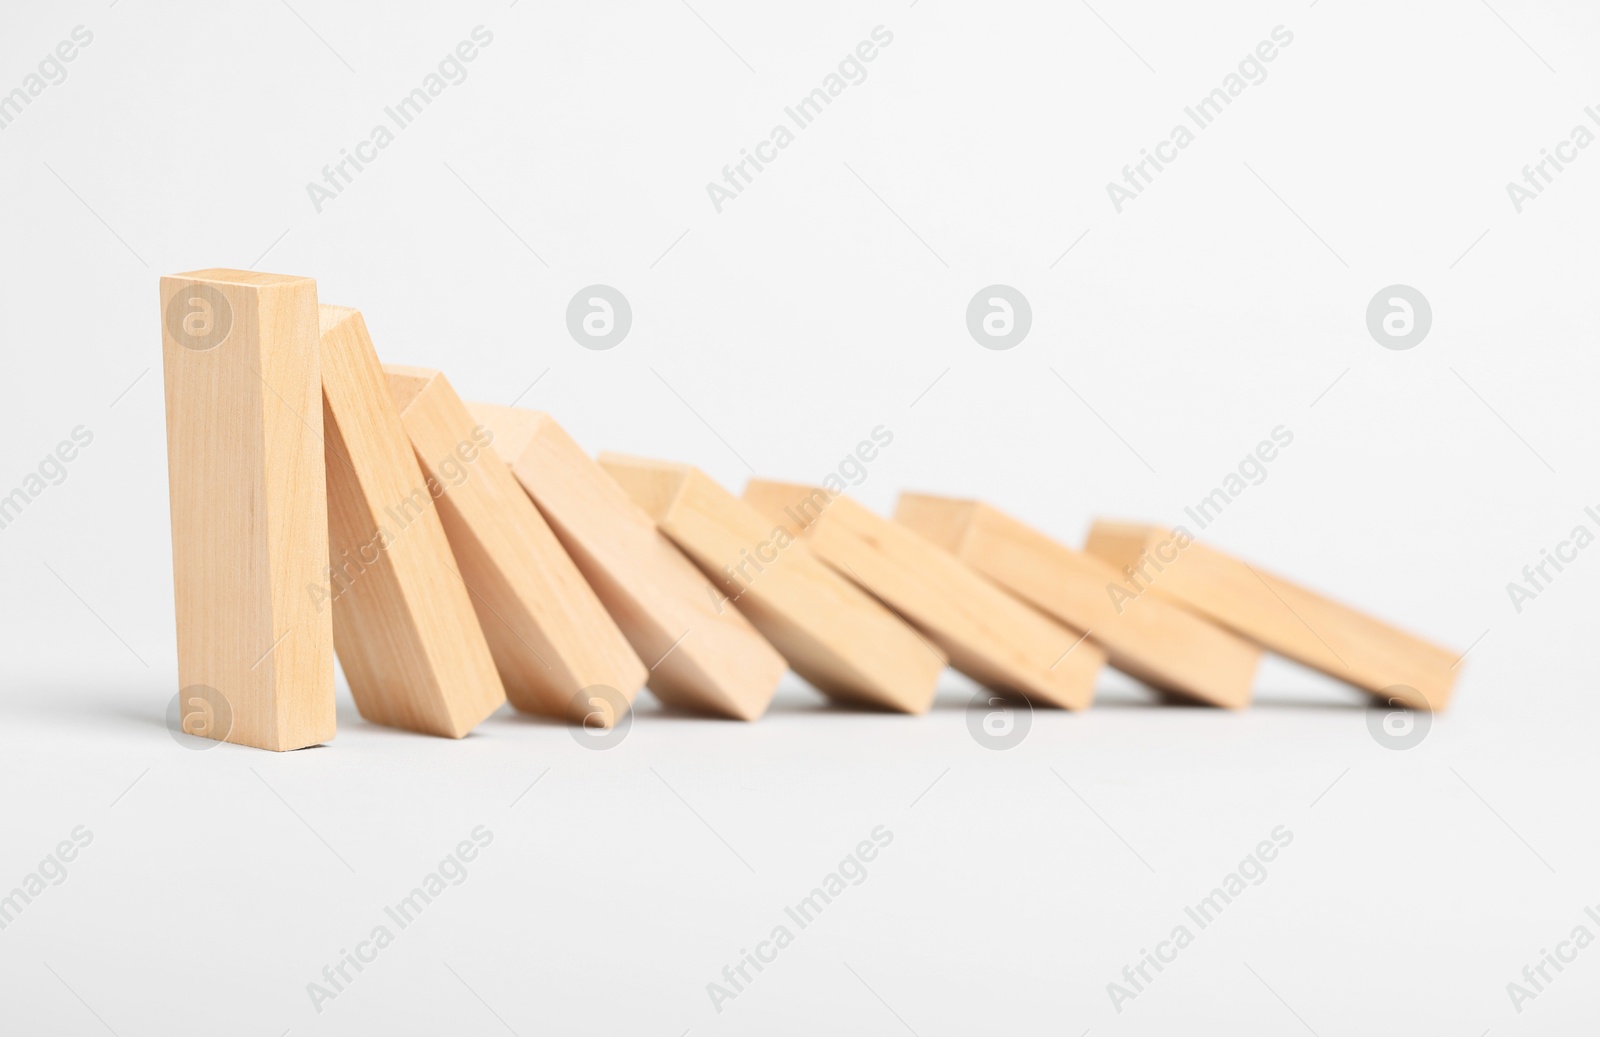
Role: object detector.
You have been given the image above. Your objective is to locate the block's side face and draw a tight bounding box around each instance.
[396,377,644,720]
[321,315,502,736]
[512,422,675,649]
[1250,567,1457,710]
[646,588,786,720]
[654,470,777,594]
[756,547,945,713]
[1089,522,1449,709]
[256,280,336,746]
[518,440,760,716]
[162,274,331,750]
[644,474,937,712]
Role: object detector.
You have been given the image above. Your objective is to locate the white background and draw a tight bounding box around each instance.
[1,0,1597,1033]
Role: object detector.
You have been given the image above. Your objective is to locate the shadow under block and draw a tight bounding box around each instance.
[383,366,645,724]
[319,308,505,737]
[160,269,334,751]
[598,455,945,713]
[468,404,785,721]
[1085,521,1458,711]
[748,482,1103,709]
[895,496,1259,709]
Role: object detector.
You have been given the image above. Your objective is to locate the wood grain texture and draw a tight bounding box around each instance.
[384,366,645,725]
[469,404,785,720]
[599,455,945,713]
[160,269,333,750]
[748,482,1103,709]
[1086,521,1458,711]
[895,496,1259,708]
[319,308,505,737]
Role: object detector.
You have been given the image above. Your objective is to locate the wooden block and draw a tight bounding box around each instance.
[747,482,1103,709]
[467,404,785,720]
[1086,521,1458,711]
[895,496,1259,708]
[384,366,646,724]
[160,269,333,750]
[598,455,945,713]
[319,308,505,737]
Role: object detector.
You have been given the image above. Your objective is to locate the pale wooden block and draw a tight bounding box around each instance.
[161,269,333,750]
[468,404,785,720]
[384,366,646,724]
[1086,521,1458,711]
[748,482,1103,709]
[319,308,505,737]
[598,455,945,713]
[895,496,1259,708]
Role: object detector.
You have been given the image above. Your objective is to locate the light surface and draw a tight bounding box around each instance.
[1,0,1596,1032]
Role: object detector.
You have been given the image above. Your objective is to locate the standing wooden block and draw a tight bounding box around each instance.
[598,456,945,713]
[384,366,646,725]
[747,482,1103,709]
[895,496,1259,708]
[161,269,333,750]
[319,308,505,737]
[1086,521,1458,711]
[467,404,785,720]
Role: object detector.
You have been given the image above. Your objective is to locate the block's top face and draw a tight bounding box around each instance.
[597,453,693,521]
[468,403,553,465]
[384,365,443,415]
[317,304,363,335]
[893,493,983,556]
[168,268,316,289]
[743,480,838,536]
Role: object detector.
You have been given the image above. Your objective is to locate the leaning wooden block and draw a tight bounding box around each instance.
[161,269,333,750]
[598,455,944,713]
[896,496,1258,708]
[384,366,646,724]
[319,308,505,737]
[748,482,1102,709]
[468,404,785,721]
[1086,521,1458,711]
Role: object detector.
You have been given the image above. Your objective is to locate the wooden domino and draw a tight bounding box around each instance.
[384,367,646,725]
[469,404,786,720]
[160,269,334,750]
[747,482,1103,709]
[598,456,945,713]
[1086,521,1458,710]
[319,308,505,736]
[896,497,1259,708]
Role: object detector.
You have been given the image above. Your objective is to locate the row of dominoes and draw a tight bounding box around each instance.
[161,269,1458,751]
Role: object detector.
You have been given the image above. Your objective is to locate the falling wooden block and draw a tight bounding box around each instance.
[1086,521,1458,711]
[747,482,1103,709]
[160,269,333,750]
[384,366,646,724]
[318,308,505,737]
[598,456,945,713]
[895,496,1259,708]
[468,404,785,720]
